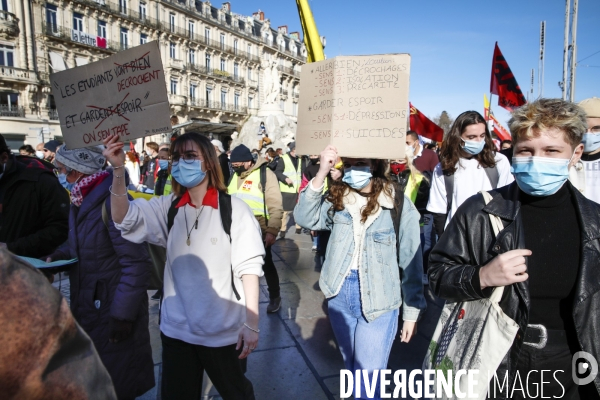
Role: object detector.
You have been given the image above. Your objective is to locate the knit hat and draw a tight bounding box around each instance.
[230,144,253,162]
[579,97,600,118]
[288,142,296,151]
[44,140,62,153]
[0,134,8,154]
[55,144,106,175]
[211,139,225,153]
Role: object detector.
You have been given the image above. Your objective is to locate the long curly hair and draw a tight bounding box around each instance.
[440,111,496,175]
[326,159,393,223]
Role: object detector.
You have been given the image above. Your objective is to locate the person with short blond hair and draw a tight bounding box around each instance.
[429,98,600,399]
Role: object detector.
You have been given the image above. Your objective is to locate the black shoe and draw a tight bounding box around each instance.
[267,296,281,313]
[151,289,162,300]
[295,228,301,234]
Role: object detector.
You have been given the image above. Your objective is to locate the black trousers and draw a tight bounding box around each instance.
[489,329,600,400]
[161,333,255,400]
[263,244,280,299]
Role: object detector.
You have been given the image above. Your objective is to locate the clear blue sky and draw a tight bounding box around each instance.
[235,0,599,127]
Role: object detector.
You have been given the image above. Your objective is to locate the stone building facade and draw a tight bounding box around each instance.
[0,0,304,152]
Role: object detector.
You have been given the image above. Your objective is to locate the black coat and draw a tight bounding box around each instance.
[428,181,600,399]
[218,152,231,185]
[0,155,69,257]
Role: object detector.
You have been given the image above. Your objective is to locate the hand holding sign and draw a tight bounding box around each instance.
[103,134,126,167]
[314,145,338,188]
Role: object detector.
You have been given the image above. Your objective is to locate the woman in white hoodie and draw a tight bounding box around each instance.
[103,133,264,400]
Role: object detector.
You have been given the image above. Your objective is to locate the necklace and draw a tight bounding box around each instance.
[184,205,204,246]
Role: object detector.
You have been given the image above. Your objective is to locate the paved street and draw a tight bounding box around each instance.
[53,223,444,400]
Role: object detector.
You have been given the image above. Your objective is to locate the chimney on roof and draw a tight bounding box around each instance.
[222,2,230,12]
[278,25,288,34]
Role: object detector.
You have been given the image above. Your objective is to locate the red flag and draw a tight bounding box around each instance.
[409,103,444,142]
[484,94,511,141]
[490,42,526,111]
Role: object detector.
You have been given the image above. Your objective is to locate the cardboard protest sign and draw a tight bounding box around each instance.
[50,41,171,149]
[296,54,411,159]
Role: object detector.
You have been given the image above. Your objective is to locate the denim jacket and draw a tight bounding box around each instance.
[294,182,426,322]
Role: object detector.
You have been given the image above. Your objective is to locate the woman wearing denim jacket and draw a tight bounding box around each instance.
[295,145,426,399]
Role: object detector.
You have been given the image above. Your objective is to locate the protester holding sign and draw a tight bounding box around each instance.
[426,111,513,237]
[295,145,426,399]
[428,99,600,399]
[47,144,155,399]
[104,133,263,400]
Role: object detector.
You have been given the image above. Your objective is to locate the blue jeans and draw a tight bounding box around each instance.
[328,270,399,400]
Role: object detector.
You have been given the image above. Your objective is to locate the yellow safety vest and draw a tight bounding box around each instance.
[228,169,268,217]
[404,173,424,204]
[164,175,172,196]
[279,154,301,194]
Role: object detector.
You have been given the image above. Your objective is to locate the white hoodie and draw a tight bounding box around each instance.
[115,192,265,347]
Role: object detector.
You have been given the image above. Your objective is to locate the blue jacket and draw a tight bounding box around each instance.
[54,172,155,399]
[295,183,426,322]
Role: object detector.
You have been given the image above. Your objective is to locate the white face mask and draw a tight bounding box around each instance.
[405,145,415,157]
[35,150,44,159]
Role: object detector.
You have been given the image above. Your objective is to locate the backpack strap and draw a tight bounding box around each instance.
[259,164,269,224]
[166,196,181,233]
[218,191,241,301]
[390,183,405,258]
[443,172,454,214]
[484,165,500,189]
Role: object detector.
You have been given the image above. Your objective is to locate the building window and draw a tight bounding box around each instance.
[188,20,194,40]
[220,33,225,50]
[46,4,57,33]
[248,96,253,109]
[204,28,210,44]
[206,87,212,106]
[139,2,146,20]
[170,79,177,95]
[189,84,197,100]
[293,102,298,116]
[0,0,7,11]
[247,67,252,80]
[205,53,211,70]
[234,93,239,111]
[233,39,238,54]
[233,63,239,78]
[169,42,176,59]
[220,58,225,72]
[247,44,251,56]
[169,13,175,32]
[120,27,129,50]
[188,49,195,64]
[0,44,14,67]
[97,20,106,38]
[140,33,148,45]
[0,93,19,114]
[118,0,127,14]
[220,90,226,108]
[73,12,83,32]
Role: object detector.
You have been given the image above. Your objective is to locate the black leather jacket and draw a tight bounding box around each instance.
[429,181,600,398]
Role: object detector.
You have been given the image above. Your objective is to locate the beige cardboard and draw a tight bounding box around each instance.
[296,54,410,159]
[50,41,171,149]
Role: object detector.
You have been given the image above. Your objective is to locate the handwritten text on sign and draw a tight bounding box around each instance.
[296,54,411,159]
[50,41,171,149]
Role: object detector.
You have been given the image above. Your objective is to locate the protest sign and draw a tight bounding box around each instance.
[50,41,171,149]
[296,54,411,159]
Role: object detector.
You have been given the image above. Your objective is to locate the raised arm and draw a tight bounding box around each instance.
[103,135,129,224]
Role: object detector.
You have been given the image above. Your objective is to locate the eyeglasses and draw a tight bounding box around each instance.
[589,126,600,134]
[171,152,201,165]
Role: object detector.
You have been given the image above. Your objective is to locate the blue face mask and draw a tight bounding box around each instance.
[342,166,372,190]
[462,138,485,155]
[511,156,572,197]
[582,133,600,153]
[58,173,76,191]
[158,159,169,170]
[171,159,206,188]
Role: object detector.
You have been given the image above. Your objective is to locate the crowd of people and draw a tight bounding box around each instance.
[1,96,600,399]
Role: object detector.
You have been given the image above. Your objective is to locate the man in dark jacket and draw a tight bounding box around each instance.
[429,99,600,399]
[0,134,69,258]
[212,139,231,184]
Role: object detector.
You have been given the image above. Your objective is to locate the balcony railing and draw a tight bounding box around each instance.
[72,0,160,29]
[188,99,247,114]
[49,109,59,120]
[43,22,119,51]
[185,63,245,85]
[0,10,19,37]
[277,65,300,78]
[0,105,25,117]
[0,66,32,81]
